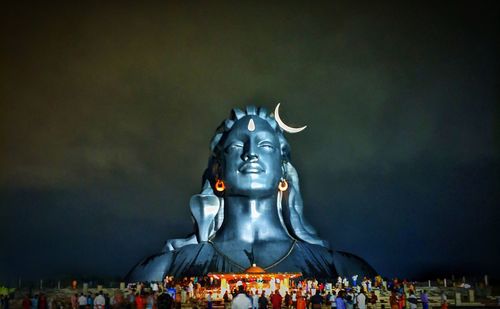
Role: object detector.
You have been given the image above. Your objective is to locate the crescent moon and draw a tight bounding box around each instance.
[274,103,307,133]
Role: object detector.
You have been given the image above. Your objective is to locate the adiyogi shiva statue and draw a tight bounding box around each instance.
[126,104,376,281]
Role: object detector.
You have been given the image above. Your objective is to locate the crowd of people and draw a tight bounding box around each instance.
[1,276,453,309]
[217,278,448,309]
[81,276,448,309]
[19,292,111,309]
[104,276,447,309]
[222,283,379,309]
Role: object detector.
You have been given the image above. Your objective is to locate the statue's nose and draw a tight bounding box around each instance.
[242,140,259,162]
[242,144,259,162]
[242,153,258,162]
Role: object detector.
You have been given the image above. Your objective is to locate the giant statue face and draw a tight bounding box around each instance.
[220,116,282,197]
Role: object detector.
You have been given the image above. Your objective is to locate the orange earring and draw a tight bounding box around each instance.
[278,179,288,192]
[215,179,225,192]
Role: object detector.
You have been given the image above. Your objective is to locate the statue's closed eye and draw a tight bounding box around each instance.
[225,143,243,153]
[258,141,275,151]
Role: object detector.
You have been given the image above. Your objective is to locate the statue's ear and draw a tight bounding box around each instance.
[211,161,218,177]
[210,158,222,179]
[281,160,289,178]
[277,133,290,160]
[217,160,225,179]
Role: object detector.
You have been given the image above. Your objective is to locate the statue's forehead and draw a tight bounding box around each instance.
[226,116,277,139]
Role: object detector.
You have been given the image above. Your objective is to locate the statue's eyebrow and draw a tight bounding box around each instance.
[255,132,278,144]
[224,139,244,147]
[257,139,275,146]
[223,134,245,146]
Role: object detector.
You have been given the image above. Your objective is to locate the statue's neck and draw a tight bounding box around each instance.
[213,193,290,243]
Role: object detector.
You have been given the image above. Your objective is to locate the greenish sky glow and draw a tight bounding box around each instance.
[0,2,498,282]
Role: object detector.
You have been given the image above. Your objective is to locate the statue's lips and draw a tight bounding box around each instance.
[239,163,264,174]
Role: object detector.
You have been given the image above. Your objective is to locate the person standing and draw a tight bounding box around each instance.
[38,294,47,309]
[104,293,111,309]
[397,292,405,309]
[157,292,174,309]
[368,291,377,309]
[251,291,259,309]
[232,286,252,309]
[94,292,106,309]
[47,295,54,309]
[407,291,417,309]
[329,291,337,309]
[2,294,9,309]
[87,294,94,309]
[356,291,366,309]
[78,294,87,309]
[174,288,181,309]
[135,293,145,309]
[206,292,213,309]
[270,290,282,309]
[284,292,291,309]
[345,291,353,309]
[31,295,38,309]
[145,292,154,309]
[389,291,399,309]
[420,291,429,309]
[310,292,322,309]
[223,291,230,309]
[258,292,268,309]
[71,294,78,309]
[181,288,187,304]
[296,293,307,309]
[440,291,448,309]
[22,295,31,309]
[335,291,346,309]
[188,282,194,299]
[152,283,159,294]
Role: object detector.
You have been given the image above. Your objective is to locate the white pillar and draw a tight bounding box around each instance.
[455,292,461,306]
[468,289,474,302]
[484,275,488,286]
[428,280,431,287]
[444,278,447,287]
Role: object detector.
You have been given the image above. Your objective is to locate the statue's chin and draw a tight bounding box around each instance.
[224,177,279,197]
[225,185,277,198]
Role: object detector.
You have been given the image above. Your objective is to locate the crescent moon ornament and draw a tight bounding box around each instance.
[274,103,307,133]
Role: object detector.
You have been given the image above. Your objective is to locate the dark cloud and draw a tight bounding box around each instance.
[1,2,499,283]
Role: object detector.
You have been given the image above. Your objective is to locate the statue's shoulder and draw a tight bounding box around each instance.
[331,250,377,279]
[127,243,216,282]
[264,241,336,278]
[125,251,174,282]
[168,242,240,277]
[285,242,377,279]
[293,241,334,256]
[170,242,215,261]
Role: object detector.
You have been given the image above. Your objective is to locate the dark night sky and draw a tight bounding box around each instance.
[1,2,499,284]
